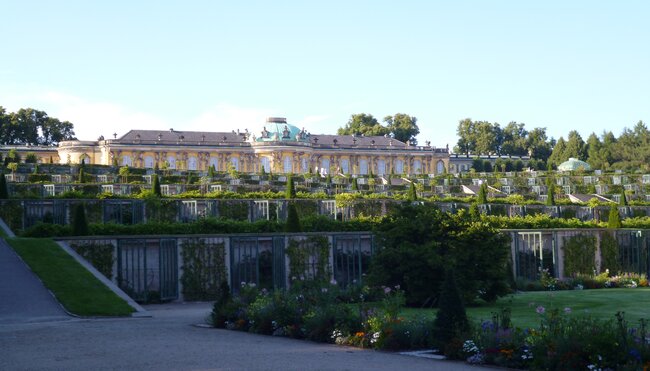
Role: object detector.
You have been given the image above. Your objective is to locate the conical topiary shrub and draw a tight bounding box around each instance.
[285,203,301,232]
[433,269,469,357]
[72,203,89,236]
[152,174,162,197]
[285,173,296,199]
[477,182,488,204]
[608,203,622,228]
[407,181,417,202]
[0,172,8,199]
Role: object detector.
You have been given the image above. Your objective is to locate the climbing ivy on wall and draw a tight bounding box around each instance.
[599,232,621,274]
[286,236,330,282]
[181,239,226,301]
[70,242,115,280]
[562,234,597,277]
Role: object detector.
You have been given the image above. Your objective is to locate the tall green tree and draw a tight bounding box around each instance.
[432,269,469,353]
[564,130,587,161]
[383,113,419,144]
[285,173,296,199]
[500,122,528,156]
[285,203,301,232]
[337,113,389,137]
[526,127,553,163]
[608,204,621,228]
[152,174,162,197]
[619,192,628,206]
[477,182,488,204]
[547,137,567,169]
[72,203,89,236]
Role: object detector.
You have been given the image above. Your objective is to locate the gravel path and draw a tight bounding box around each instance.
[0,302,490,371]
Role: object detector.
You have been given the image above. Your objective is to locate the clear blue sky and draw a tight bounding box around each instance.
[1,1,649,149]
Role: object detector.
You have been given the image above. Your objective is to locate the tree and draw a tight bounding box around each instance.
[471,158,484,172]
[337,113,389,137]
[24,153,38,163]
[407,181,417,201]
[564,130,587,161]
[285,173,296,199]
[477,182,488,204]
[432,269,469,354]
[526,127,553,162]
[72,203,89,236]
[619,192,628,207]
[482,160,493,172]
[208,164,216,178]
[500,122,528,156]
[78,168,86,183]
[0,172,8,199]
[608,204,621,228]
[383,113,419,144]
[546,181,556,206]
[351,177,358,191]
[547,137,567,168]
[152,174,162,197]
[285,203,301,232]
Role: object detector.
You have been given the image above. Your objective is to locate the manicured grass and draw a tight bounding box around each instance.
[8,237,134,316]
[403,288,650,328]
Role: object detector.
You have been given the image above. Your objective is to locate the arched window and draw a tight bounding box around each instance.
[283,155,292,173]
[144,156,154,168]
[230,157,239,171]
[376,159,386,175]
[394,160,404,174]
[301,157,308,173]
[321,158,330,174]
[436,160,445,174]
[359,159,368,175]
[412,160,422,174]
[209,157,219,172]
[188,157,198,171]
[167,156,176,169]
[122,155,132,167]
[340,159,350,174]
[260,157,271,173]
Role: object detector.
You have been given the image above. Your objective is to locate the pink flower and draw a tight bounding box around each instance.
[564,307,572,314]
[536,306,545,314]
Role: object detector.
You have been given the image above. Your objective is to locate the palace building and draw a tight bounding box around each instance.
[53,117,451,176]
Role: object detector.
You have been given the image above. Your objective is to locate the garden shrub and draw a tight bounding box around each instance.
[433,269,470,358]
[72,203,89,236]
[285,203,301,232]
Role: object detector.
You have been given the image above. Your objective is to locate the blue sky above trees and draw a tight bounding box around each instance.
[1,1,648,148]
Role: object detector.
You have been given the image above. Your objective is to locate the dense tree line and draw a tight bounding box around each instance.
[0,106,75,146]
[337,113,420,144]
[455,118,650,171]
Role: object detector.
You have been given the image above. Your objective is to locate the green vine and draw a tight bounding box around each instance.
[70,242,115,279]
[599,232,621,274]
[562,234,597,277]
[286,236,331,282]
[181,239,226,301]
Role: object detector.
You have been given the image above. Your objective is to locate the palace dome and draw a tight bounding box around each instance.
[253,117,309,143]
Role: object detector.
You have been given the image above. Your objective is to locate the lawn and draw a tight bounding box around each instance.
[8,237,134,316]
[403,288,650,328]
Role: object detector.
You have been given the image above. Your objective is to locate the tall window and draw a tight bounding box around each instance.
[167,156,176,169]
[144,156,154,168]
[230,157,239,171]
[321,158,330,174]
[340,159,350,174]
[188,157,198,170]
[359,159,368,175]
[436,160,445,174]
[283,155,292,173]
[394,160,404,174]
[122,155,132,167]
[376,159,386,175]
[209,157,219,172]
[301,157,308,173]
[412,160,422,174]
[260,157,271,173]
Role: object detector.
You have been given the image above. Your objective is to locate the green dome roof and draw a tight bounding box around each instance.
[254,117,309,142]
[558,158,591,171]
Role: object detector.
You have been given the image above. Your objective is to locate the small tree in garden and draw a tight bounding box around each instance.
[619,192,628,206]
[152,174,162,197]
[285,203,301,232]
[78,167,86,183]
[468,202,480,221]
[72,203,89,236]
[351,177,358,191]
[208,164,216,178]
[608,203,622,228]
[285,173,296,199]
[477,182,488,204]
[433,269,469,357]
[0,172,8,199]
[546,182,556,206]
[407,181,417,201]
